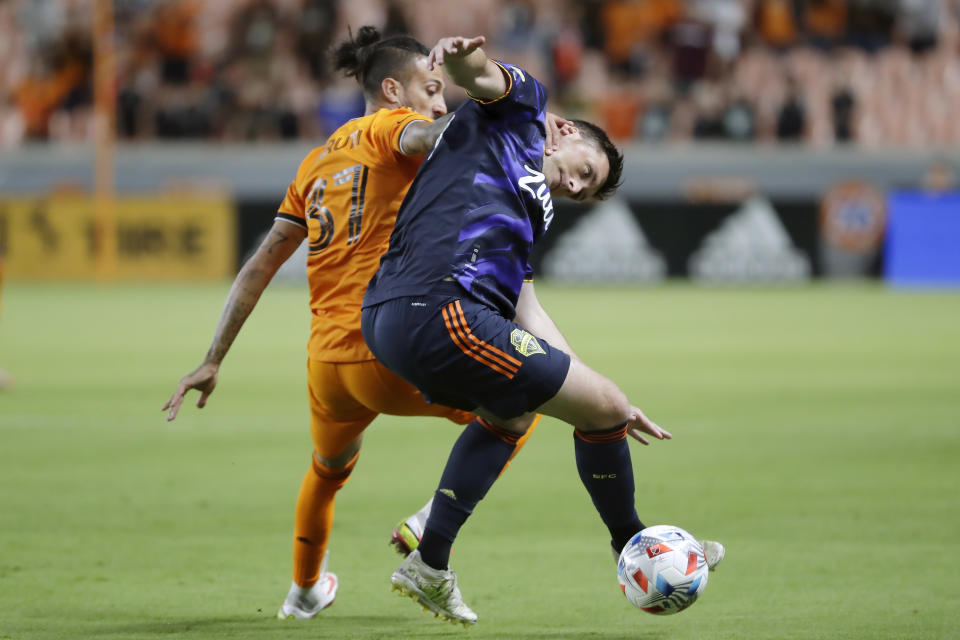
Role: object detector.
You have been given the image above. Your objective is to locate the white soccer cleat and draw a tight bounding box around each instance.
[700,539,725,571]
[277,551,338,619]
[390,550,478,625]
[389,499,431,555]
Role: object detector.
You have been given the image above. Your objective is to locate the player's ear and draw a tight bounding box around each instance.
[381,76,403,107]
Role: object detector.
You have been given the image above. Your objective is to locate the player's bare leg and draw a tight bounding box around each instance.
[537,358,669,441]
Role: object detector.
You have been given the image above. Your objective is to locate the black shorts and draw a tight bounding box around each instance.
[361,294,571,420]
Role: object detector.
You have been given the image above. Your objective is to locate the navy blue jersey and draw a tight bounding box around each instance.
[363,61,553,318]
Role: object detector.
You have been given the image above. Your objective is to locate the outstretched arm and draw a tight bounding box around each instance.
[162,219,306,421]
[515,281,665,445]
[401,111,574,157]
[399,113,454,156]
[515,281,578,361]
[426,35,507,101]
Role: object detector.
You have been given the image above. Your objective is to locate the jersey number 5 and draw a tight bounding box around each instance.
[305,164,370,254]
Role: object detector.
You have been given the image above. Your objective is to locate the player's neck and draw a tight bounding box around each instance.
[365,100,397,115]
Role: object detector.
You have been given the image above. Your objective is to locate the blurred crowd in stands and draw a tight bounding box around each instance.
[1,0,958,147]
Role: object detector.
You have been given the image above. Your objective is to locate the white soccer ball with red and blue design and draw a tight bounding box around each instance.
[616,524,709,615]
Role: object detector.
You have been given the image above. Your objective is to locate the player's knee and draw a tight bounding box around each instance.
[495,415,532,434]
[580,382,631,432]
[478,410,535,435]
[314,437,362,470]
[510,411,538,433]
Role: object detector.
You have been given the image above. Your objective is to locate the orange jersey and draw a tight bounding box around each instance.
[277,108,431,362]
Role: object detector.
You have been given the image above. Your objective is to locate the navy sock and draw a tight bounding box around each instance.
[418,419,520,570]
[573,424,645,553]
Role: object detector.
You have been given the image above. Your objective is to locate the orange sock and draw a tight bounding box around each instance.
[291,453,357,588]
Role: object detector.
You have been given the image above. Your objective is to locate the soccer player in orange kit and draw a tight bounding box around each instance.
[162,26,572,619]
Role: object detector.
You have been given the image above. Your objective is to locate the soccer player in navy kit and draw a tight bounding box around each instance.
[362,35,724,625]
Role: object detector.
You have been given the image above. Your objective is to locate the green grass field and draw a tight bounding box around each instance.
[1,282,958,639]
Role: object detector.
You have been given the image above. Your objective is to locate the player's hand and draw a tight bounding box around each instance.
[427,36,486,70]
[162,362,219,422]
[626,406,672,445]
[544,112,577,156]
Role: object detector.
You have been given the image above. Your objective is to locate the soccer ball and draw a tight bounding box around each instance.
[616,525,709,615]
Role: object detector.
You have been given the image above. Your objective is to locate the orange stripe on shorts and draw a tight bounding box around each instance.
[448,302,521,375]
[442,303,517,379]
[451,301,522,370]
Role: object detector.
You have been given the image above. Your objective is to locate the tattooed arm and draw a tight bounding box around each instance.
[201,219,306,365]
[163,219,307,420]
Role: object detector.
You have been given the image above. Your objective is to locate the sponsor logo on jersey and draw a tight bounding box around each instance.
[518,164,555,230]
[510,328,546,357]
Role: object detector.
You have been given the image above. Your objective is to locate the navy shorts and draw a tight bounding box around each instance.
[361,294,571,420]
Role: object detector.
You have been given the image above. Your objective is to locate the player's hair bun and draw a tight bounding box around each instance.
[331,26,429,97]
[354,25,381,48]
[332,25,382,80]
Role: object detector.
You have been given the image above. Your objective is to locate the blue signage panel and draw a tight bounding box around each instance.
[885,191,960,287]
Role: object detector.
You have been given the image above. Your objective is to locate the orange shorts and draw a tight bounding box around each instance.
[307,358,474,460]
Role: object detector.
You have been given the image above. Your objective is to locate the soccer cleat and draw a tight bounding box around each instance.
[389,499,432,555]
[700,539,725,571]
[277,551,338,619]
[390,550,478,625]
[389,514,425,556]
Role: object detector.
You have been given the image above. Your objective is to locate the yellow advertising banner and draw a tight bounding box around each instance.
[0,194,235,280]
